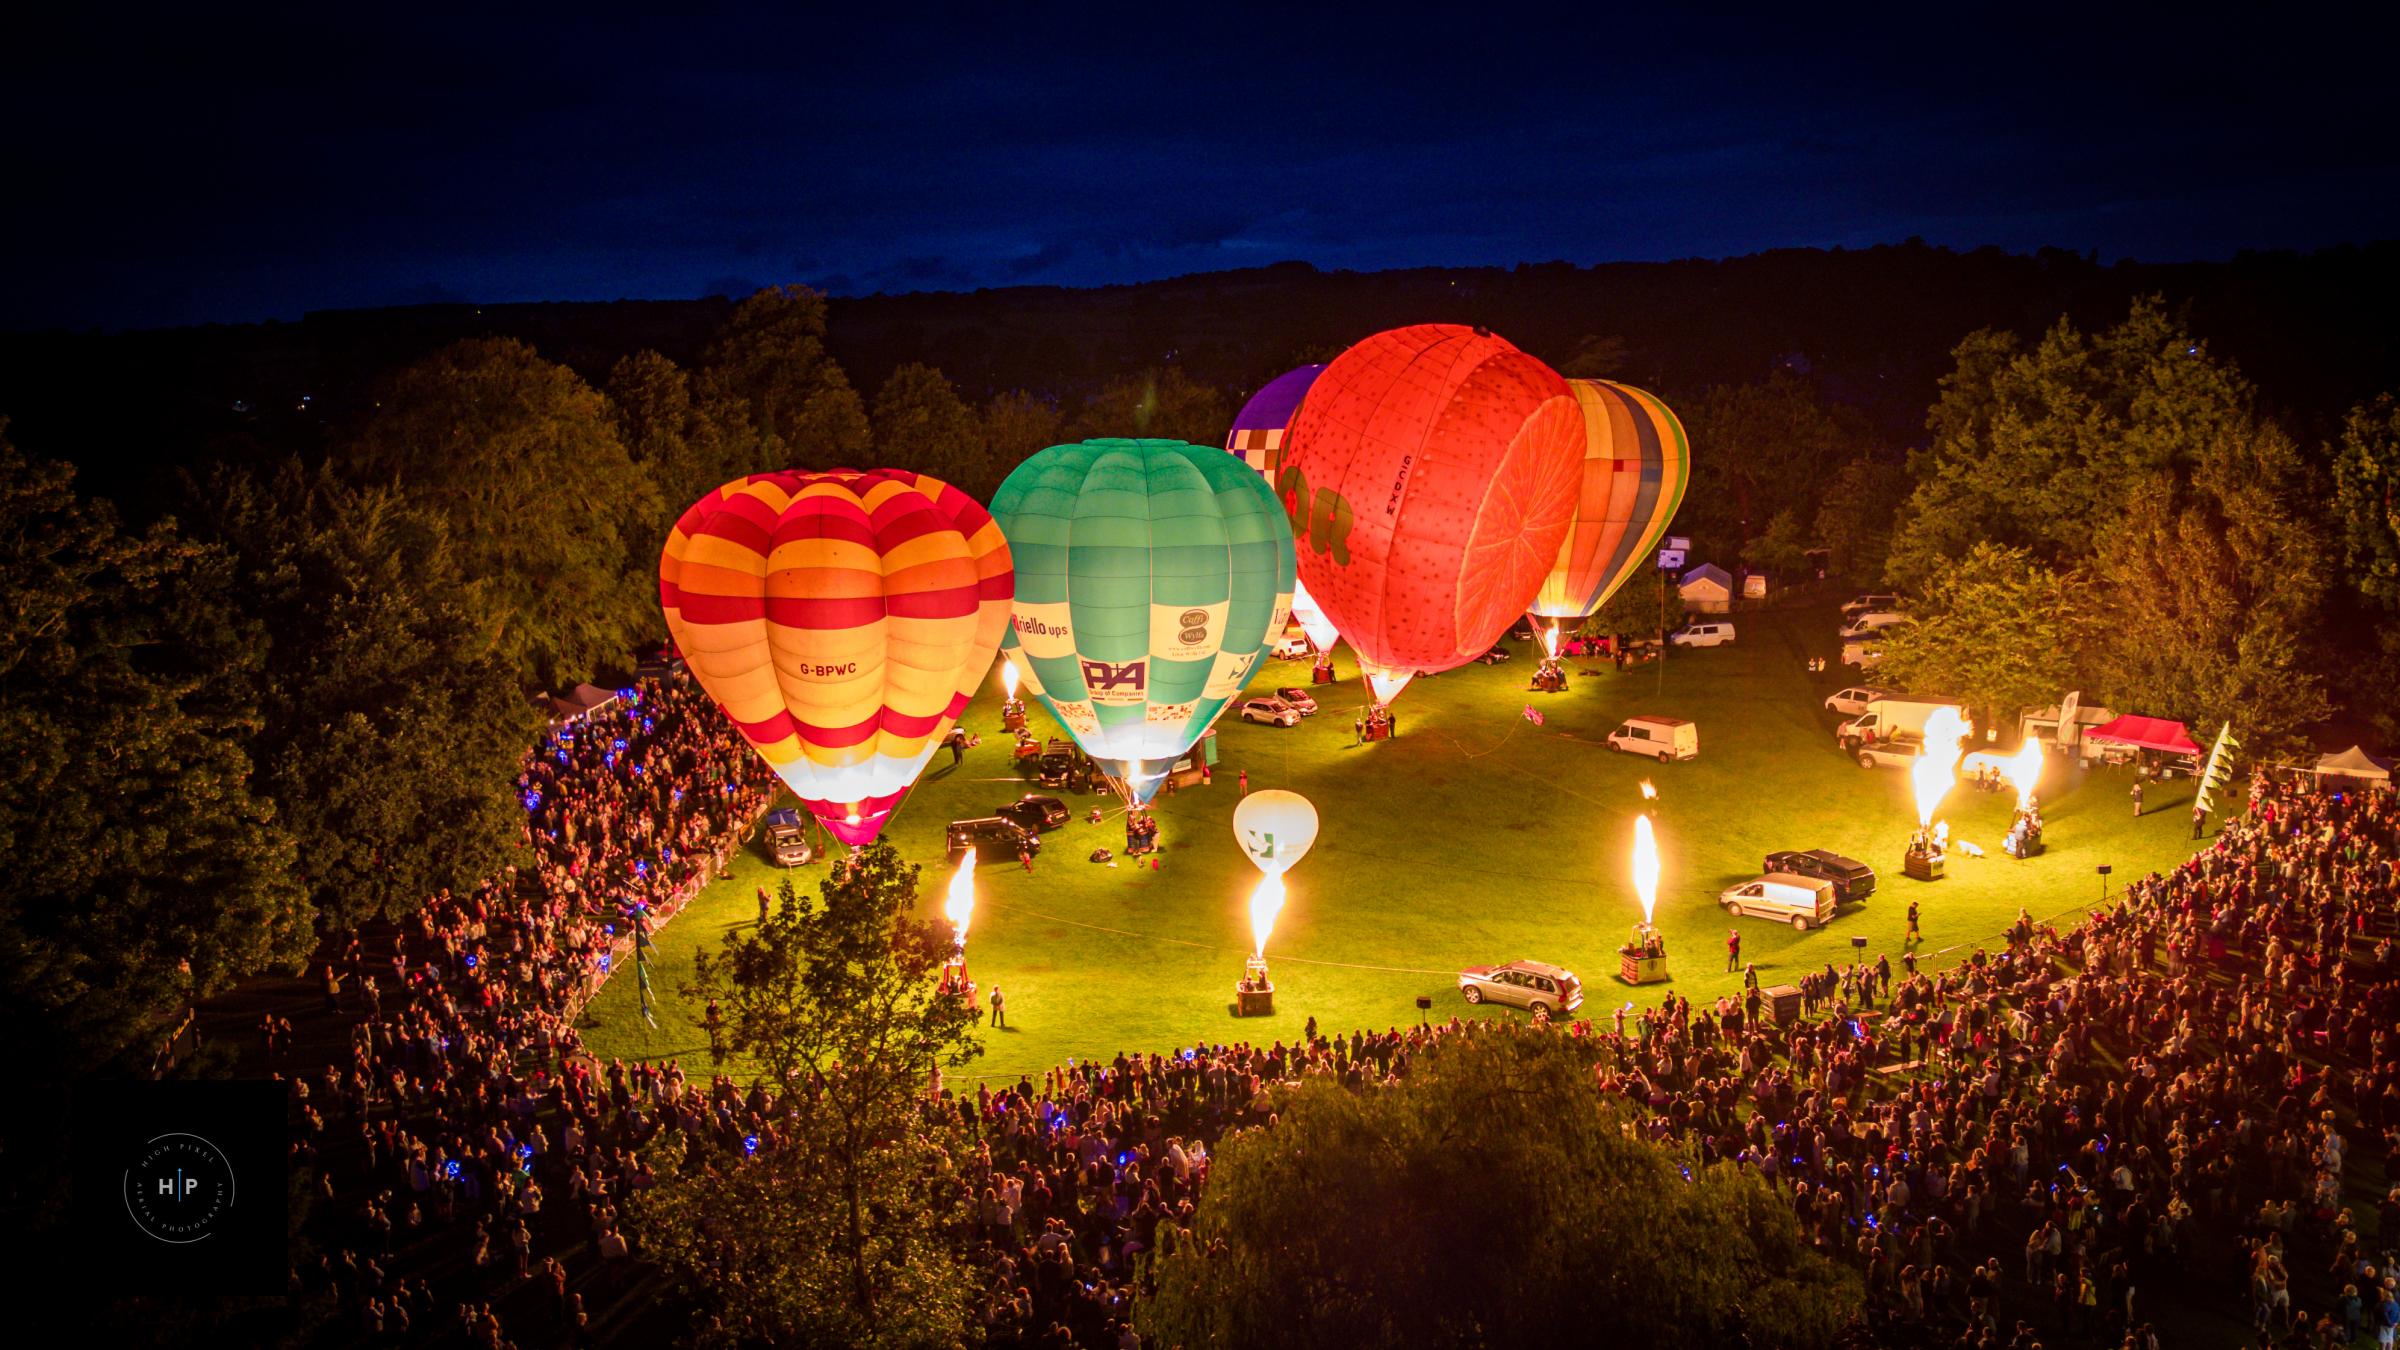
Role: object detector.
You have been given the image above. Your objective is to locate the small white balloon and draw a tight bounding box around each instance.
[1232,789,1319,875]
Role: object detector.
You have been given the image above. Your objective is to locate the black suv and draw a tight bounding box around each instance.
[994,794,1069,834]
[947,816,1039,864]
[1764,849,1877,903]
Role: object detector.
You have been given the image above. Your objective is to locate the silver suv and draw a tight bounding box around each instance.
[1458,960,1584,1016]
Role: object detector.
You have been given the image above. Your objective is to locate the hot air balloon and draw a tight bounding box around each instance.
[1228,364,1340,651]
[1276,324,1584,702]
[1231,789,1319,874]
[990,439,1294,802]
[1529,380,1693,620]
[659,470,1013,848]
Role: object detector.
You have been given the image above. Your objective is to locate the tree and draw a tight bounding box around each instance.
[1139,1029,1860,1349]
[2332,393,2400,610]
[186,461,537,932]
[608,349,745,545]
[1557,333,1630,380]
[1811,455,1912,583]
[870,362,983,488]
[662,844,984,1341]
[699,285,872,470]
[1588,572,1684,642]
[341,337,662,688]
[1065,366,1230,446]
[1870,543,2090,727]
[1678,373,1854,563]
[1740,506,1813,578]
[2089,478,2330,751]
[0,425,310,1071]
[1884,298,2259,591]
[978,389,1062,499]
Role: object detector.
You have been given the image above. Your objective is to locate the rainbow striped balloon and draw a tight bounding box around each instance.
[660,470,1013,847]
[1528,379,1692,620]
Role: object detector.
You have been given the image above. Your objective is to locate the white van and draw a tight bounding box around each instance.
[1840,641,1886,670]
[1823,685,1895,716]
[1670,620,1736,648]
[1838,612,1911,641]
[1718,873,1839,930]
[1840,593,1902,620]
[1608,716,1698,761]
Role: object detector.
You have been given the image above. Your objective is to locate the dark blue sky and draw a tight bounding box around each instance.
[7,5,2395,331]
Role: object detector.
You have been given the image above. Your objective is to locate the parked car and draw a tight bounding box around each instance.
[1840,640,1887,671]
[1719,874,1839,930]
[1271,635,1312,660]
[1273,687,1319,715]
[1822,685,1896,717]
[1458,959,1584,1016]
[1840,593,1903,619]
[993,794,1069,834]
[1239,696,1302,727]
[1608,715,1698,761]
[1670,620,1736,647]
[1853,737,1924,769]
[1838,612,1912,641]
[1475,645,1512,664]
[946,815,1039,864]
[761,807,814,866]
[1764,849,1878,903]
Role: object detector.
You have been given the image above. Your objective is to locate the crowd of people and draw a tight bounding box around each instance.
[264,664,2400,1349]
[276,669,777,1346]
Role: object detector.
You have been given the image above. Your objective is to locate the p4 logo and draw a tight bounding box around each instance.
[1080,659,1148,695]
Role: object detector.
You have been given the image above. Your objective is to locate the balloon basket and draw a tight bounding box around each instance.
[1617,952,1670,986]
[1001,701,1027,733]
[1235,957,1274,1016]
[938,955,977,1006]
[1904,846,1945,882]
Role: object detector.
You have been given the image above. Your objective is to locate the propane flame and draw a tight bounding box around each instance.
[1639,779,1658,801]
[999,659,1020,701]
[1911,707,1973,826]
[1248,872,1286,959]
[1362,667,1414,704]
[845,807,862,826]
[944,848,977,946]
[1632,814,1661,925]
[1542,624,1561,660]
[1963,738,2046,811]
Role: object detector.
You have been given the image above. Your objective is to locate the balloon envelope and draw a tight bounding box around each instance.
[1529,380,1692,619]
[1277,324,1583,699]
[1232,789,1318,874]
[1227,364,1339,652]
[990,439,1294,802]
[659,470,1013,846]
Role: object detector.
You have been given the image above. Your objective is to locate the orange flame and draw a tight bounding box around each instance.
[1542,624,1561,660]
[1632,815,1661,925]
[1639,779,1658,801]
[1911,708,1973,826]
[944,848,977,946]
[999,659,1020,701]
[1248,873,1286,959]
[1362,666,1414,703]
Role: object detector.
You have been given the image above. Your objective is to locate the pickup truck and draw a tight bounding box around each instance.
[1852,735,1925,769]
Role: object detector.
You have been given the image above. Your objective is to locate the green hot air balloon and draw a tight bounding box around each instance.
[990,439,1295,802]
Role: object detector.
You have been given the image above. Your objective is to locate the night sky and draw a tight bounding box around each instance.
[7,7,2395,331]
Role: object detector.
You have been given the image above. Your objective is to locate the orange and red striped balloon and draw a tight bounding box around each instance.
[659,470,1013,847]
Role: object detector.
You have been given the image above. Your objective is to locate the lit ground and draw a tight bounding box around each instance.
[582,605,2217,1086]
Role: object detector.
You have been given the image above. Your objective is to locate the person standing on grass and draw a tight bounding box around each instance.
[2131,778,2144,817]
[989,985,1006,1029]
[756,885,769,926]
[1725,928,1741,972]
[1238,769,1248,797]
[1906,900,1921,947]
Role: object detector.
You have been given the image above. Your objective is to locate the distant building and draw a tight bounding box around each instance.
[1679,563,1733,614]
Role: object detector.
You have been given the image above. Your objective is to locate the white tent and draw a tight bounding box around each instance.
[2312,745,2392,786]
[1679,563,1733,614]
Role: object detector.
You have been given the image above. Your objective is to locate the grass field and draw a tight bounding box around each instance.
[583,605,2216,1085]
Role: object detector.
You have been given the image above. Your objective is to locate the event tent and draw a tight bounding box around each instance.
[2313,745,2393,785]
[2085,715,2202,757]
[1679,563,1732,613]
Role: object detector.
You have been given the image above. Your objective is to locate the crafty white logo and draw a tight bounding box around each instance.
[123,1132,236,1243]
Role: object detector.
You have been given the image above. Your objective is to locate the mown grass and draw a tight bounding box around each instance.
[582,605,2214,1086]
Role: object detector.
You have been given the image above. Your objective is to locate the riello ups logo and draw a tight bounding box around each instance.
[123,1133,238,1244]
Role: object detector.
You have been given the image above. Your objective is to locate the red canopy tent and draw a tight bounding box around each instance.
[2084,715,2202,757]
